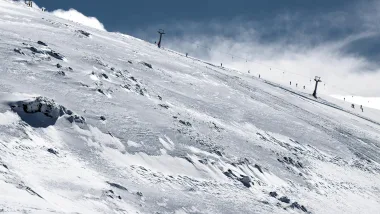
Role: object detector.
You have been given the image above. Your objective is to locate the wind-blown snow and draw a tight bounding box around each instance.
[0,0,379,213]
[52,8,106,31]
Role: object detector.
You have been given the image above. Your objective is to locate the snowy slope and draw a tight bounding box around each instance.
[0,1,380,213]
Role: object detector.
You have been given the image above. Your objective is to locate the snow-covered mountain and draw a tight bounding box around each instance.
[0,1,379,213]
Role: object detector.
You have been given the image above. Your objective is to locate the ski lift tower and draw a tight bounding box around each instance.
[157,29,165,48]
[312,76,322,98]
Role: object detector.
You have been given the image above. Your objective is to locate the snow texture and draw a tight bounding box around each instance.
[0,1,379,213]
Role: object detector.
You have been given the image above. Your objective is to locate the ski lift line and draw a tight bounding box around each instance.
[192,43,313,79]
[164,43,360,98]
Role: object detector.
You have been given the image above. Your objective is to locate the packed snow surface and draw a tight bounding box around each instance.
[0,1,379,213]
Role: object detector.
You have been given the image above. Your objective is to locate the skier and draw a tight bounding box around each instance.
[303,86,305,89]
[290,81,292,85]
[259,74,261,78]
[360,105,364,112]
[186,53,188,57]
[221,63,223,67]
[296,83,298,87]
[351,104,355,109]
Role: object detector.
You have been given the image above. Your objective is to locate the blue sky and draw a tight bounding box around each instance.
[34,0,380,96]
[34,0,360,38]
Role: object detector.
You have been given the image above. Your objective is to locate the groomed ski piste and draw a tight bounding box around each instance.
[0,1,379,213]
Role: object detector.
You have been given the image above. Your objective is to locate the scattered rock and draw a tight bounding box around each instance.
[136,191,143,197]
[173,116,178,119]
[140,62,152,69]
[100,116,106,121]
[130,76,137,82]
[47,148,59,155]
[2,164,8,170]
[159,104,169,109]
[279,196,290,204]
[179,120,192,127]
[37,41,48,46]
[56,63,62,68]
[158,95,162,100]
[128,60,133,64]
[14,48,24,55]
[110,67,115,71]
[68,67,73,71]
[117,195,122,199]
[290,202,308,212]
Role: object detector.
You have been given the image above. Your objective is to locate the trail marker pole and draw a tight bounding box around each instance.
[313,76,322,98]
[157,29,165,48]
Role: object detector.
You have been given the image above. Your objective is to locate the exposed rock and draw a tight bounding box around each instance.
[21,96,65,118]
[106,181,128,191]
[77,30,90,37]
[254,164,264,173]
[140,62,152,69]
[100,116,106,121]
[47,148,59,155]
[223,169,236,178]
[2,164,8,170]
[56,63,62,68]
[198,159,208,164]
[101,73,109,79]
[14,48,25,55]
[97,88,105,94]
[279,196,290,204]
[57,71,65,76]
[269,191,278,198]
[159,104,169,109]
[67,115,86,124]
[158,95,162,100]
[37,41,48,46]
[47,50,65,60]
[130,76,137,82]
[29,46,42,53]
[179,120,192,127]
[128,60,133,64]
[290,202,308,212]
[136,191,143,197]
[239,176,252,188]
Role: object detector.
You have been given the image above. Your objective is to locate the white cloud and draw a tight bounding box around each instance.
[52,8,105,31]
[137,1,380,98]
